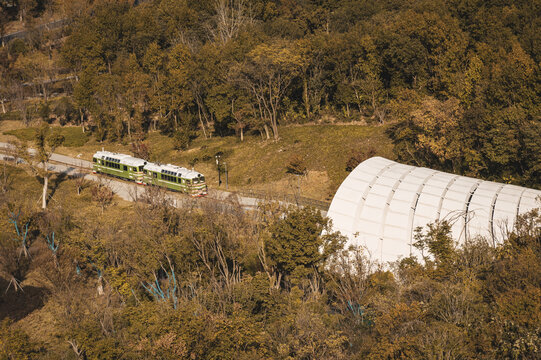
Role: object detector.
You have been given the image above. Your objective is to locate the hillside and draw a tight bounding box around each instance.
[2,120,394,200]
[0,1,540,359]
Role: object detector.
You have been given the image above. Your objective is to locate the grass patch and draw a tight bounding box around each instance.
[0,111,22,121]
[149,124,394,200]
[4,126,91,147]
[4,127,37,142]
[8,123,394,200]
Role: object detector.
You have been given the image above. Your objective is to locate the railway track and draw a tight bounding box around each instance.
[0,142,329,213]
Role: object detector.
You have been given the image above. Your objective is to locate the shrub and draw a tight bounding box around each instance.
[286,154,307,175]
[345,145,376,172]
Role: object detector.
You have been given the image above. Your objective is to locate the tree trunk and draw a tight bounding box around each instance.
[195,93,212,137]
[80,109,85,132]
[97,276,104,295]
[198,106,208,139]
[1,99,5,114]
[42,83,48,102]
[42,171,48,209]
[127,114,131,139]
[240,126,243,141]
[263,124,270,140]
[270,110,279,140]
[303,77,310,118]
[271,123,279,140]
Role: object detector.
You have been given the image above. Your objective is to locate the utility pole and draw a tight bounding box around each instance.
[224,161,228,189]
[215,154,221,186]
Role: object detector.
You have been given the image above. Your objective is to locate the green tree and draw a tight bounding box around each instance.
[0,319,44,359]
[263,206,345,286]
[233,40,304,140]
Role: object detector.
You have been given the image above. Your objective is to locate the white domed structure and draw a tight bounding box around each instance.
[327,157,541,263]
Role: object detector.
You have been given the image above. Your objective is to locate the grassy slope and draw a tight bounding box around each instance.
[0,163,136,354]
[3,123,394,200]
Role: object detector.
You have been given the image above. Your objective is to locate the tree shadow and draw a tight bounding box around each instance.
[48,170,69,200]
[0,277,48,321]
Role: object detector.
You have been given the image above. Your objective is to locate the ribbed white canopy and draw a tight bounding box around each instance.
[327,157,541,263]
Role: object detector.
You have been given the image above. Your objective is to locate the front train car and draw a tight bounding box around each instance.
[184,170,207,197]
[142,162,207,197]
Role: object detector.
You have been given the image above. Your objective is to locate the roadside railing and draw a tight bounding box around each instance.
[235,188,330,211]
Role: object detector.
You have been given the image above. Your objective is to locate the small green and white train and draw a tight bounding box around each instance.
[92,151,207,197]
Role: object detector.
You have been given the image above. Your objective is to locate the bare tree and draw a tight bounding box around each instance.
[0,163,13,203]
[91,178,114,214]
[28,123,64,209]
[209,0,253,44]
[1,202,35,292]
[74,173,89,196]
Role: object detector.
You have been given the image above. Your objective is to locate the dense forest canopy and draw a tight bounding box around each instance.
[0,0,540,187]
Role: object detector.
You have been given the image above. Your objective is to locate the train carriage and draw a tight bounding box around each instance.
[92,151,146,184]
[142,162,207,196]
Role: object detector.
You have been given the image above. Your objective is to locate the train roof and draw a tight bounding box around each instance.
[144,162,204,179]
[93,151,146,167]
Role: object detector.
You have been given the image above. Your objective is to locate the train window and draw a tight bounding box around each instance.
[92,158,96,163]
[153,173,157,178]
[139,166,144,171]
[123,165,127,171]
